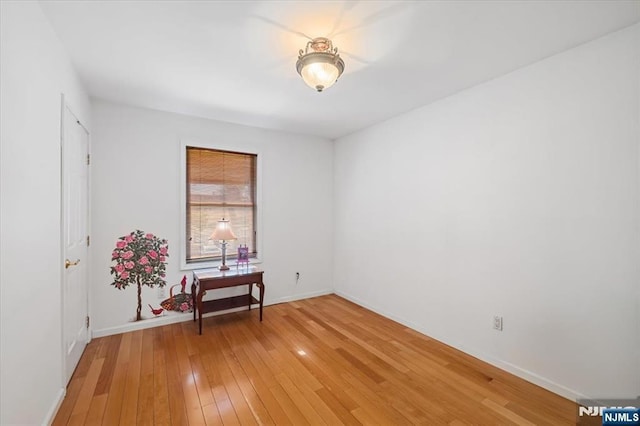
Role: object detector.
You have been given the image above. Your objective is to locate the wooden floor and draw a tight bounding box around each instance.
[53,294,577,425]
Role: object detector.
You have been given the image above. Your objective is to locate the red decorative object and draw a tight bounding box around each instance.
[148,305,164,316]
[160,275,193,313]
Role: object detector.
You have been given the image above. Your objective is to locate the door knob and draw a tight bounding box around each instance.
[65,259,80,269]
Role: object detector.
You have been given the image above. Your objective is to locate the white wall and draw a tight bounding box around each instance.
[334,24,640,401]
[90,101,333,335]
[0,2,91,424]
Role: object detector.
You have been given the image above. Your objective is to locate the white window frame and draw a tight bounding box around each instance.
[180,139,263,270]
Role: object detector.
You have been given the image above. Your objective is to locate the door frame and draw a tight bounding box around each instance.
[59,93,91,387]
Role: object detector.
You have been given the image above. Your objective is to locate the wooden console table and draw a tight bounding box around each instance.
[191,267,264,335]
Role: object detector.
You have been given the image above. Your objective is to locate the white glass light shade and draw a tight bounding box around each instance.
[210,218,237,241]
[296,38,345,92]
[299,56,341,92]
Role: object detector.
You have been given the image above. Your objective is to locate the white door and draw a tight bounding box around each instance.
[62,102,89,384]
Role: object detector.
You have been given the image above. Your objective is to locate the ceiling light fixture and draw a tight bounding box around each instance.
[296,37,345,92]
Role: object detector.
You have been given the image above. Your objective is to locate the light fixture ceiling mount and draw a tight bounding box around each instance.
[296,37,345,92]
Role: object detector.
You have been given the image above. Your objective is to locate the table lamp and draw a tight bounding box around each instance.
[210,218,237,271]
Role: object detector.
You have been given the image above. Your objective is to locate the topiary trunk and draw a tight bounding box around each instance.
[136,276,142,321]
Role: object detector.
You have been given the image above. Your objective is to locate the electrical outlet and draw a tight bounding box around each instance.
[493,316,503,331]
[157,285,166,299]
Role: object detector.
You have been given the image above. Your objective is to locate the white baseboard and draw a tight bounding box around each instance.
[335,290,590,403]
[43,387,65,426]
[266,288,334,305]
[93,311,202,338]
[92,288,334,338]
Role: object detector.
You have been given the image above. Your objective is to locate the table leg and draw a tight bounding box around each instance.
[191,280,196,323]
[257,282,264,322]
[248,283,253,311]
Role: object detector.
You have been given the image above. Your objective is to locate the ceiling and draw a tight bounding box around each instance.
[40,1,640,139]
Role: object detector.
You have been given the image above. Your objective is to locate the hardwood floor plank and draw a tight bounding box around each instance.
[256,326,324,391]
[265,381,310,425]
[52,377,85,426]
[201,403,224,426]
[329,320,409,373]
[273,373,327,425]
[116,332,133,365]
[83,394,108,426]
[200,333,241,426]
[349,407,380,425]
[335,347,386,384]
[72,338,100,381]
[172,326,206,426]
[340,371,412,425]
[504,400,567,426]
[264,310,363,414]
[233,332,307,425]
[68,357,105,424]
[276,338,360,413]
[99,332,131,425]
[100,361,128,424]
[162,325,189,426]
[212,341,259,425]
[120,330,142,425]
[182,318,200,357]
[232,343,294,425]
[489,377,576,423]
[152,329,171,426]
[94,334,122,396]
[315,387,362,426]
[189,354,215,408]
[173,323,193,377]
[53,294,579,426]
[137,329,155,426]
[219,325,275,425]
[482,397,537,425]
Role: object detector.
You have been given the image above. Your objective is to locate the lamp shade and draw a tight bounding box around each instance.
[210,218,237,241]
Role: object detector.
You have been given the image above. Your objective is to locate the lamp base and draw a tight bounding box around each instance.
[219,241,230,271]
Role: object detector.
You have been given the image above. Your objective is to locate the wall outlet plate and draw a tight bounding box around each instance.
[157,285,166,299]
[493,316,503,331]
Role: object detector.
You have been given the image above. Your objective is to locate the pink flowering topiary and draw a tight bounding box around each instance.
[110,230,169,321]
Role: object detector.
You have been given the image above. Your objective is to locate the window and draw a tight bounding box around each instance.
[185,147,257,265]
